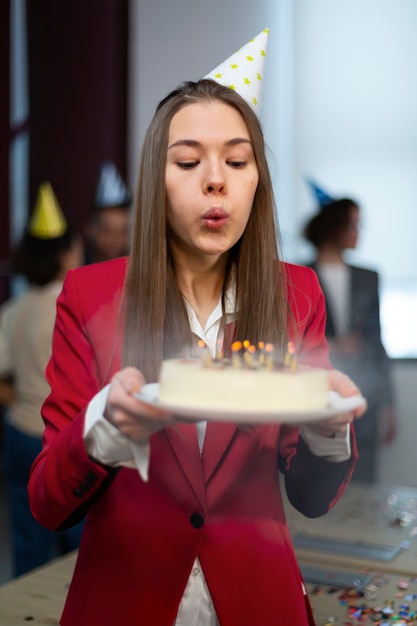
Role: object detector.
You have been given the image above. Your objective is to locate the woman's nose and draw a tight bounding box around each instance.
[203,163,226,194]
[204,182,225,194]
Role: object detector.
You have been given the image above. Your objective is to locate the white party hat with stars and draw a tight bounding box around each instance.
[28,182,68,239]
[204,29,269,111]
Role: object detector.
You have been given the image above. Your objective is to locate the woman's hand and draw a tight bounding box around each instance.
[104,367,173,445]
[305,369,367,438]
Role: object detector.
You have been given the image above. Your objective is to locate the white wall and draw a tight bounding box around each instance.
[293,0,417,281]
[291,0,417,360]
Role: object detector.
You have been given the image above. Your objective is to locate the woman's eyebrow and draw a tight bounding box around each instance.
[168,139,200,150]
[168,137,252,150]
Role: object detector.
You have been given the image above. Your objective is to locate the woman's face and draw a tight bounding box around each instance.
[340,206,360,250]
[165,101,259,265]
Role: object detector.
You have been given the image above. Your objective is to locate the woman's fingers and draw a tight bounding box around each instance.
[104,367,173,443]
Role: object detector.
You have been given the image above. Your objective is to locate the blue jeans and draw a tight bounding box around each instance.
[3,421,84,577]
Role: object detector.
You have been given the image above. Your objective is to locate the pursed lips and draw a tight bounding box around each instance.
[202,207,228,231]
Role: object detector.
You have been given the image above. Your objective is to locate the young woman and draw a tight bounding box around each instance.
[28,80,365,625]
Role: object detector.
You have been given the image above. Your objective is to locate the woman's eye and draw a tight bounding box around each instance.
[228,160,246,168]
[177,161,199,169]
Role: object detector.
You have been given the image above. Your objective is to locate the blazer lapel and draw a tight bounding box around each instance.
[165,420,237,491]
[165,423,206,508]
[201,421,237,483]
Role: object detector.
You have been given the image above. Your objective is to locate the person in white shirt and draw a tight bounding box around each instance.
[0,182,84,576]
[303,193,397,483]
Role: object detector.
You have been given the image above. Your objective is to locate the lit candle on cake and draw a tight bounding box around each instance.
[249,344,257,365]
[231,341,243,368]
[198,339,213,367]
[243,339,256,367]
[265,343,274,371]
[216,339,224,360]
[284,341,297,371]
[258,341,266,365]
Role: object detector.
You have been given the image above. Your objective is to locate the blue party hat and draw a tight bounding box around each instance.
[306,179,335,209]
[94,161,131,209]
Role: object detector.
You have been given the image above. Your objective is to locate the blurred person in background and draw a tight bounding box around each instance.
[303,181,398,483]
[0,182,85,576]
[84,160,132,264]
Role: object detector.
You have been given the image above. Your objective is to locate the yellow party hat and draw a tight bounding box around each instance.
[28,182,68,239]
[204,29,269,111]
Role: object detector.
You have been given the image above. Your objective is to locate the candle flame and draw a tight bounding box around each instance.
[216,339,224,359]
[284,341,298,370]
[287,341,296,355]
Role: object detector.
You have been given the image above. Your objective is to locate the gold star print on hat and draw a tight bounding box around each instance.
[28,182,68,239]
[204,29,269,110]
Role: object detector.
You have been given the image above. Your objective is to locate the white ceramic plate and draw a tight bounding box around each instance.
[135,384,366,424]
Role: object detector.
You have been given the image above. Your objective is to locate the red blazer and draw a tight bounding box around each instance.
[28,258,357,626]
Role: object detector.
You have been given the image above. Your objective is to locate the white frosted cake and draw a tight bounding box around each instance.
[159,357,328,413]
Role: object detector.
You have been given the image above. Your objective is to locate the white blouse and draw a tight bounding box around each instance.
[316,263,351,335]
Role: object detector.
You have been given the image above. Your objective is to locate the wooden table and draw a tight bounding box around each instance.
[304,562,417,625]
[1,552,416,626]
[284,482,417,576]
[0,551,76,625]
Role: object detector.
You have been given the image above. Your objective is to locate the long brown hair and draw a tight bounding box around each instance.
[123,79,288,381]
